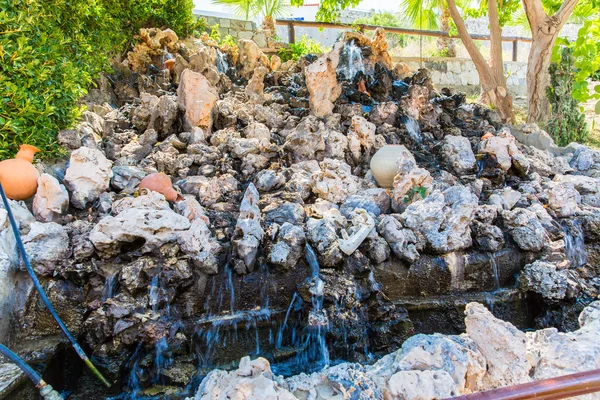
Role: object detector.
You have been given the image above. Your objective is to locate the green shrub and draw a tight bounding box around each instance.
[546,46,588,146]
[0,0,195,159]
[278,35,327,62]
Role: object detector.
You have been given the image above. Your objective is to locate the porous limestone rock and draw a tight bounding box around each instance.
[110,166,146,194]
[64,147,113,209]
[192,356,296,400]
[178,219,222,275]
[232,183,264,274]
[177,69,218,131]
[347,116,376,164]
[478,129,530,174]
[174,195,210,224]
[519,260,569,300]
[386,370,458,400]
[305,50,342,118]
[21,222,70,275]
[527,301,600,390]
[441,135,476,175]
[311,158,362,204]
[390,146,433,209]
[306,218,343,267]
[90,208,191,258]
[111,191,171,215]
[237,39,269,80]
[283,116,326,163]
[196,174,239,207]
[131,93,160,131]
[547,182,580,218]
[245,66,269,105]
[401,186,477,253]
[32,174,69,222]
[269,223,306,270]
[378,215,420,263]
[465,302,532,389]
[502,207,548,252]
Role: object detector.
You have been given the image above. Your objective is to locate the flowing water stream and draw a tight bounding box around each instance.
[338,41,365,82]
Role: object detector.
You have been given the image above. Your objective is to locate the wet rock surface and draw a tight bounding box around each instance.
[4,28,600,399]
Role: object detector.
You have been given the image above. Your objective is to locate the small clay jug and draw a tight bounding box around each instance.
[370,145,407,188]
[139,172,182,202]
[0,144,41,200]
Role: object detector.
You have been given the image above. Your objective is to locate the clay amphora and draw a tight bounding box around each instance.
[370,145,407,188]
[139,172,182,202]
[0,144,41,200]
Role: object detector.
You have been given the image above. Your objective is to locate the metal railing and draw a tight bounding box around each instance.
[275,19,533,62]
[444,368,600,400]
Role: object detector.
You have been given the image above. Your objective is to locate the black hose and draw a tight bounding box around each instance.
[0,344,42,387]
[0,183,111,387]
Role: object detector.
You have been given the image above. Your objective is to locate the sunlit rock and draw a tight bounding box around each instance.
[32,174,69,222]
[64,147,113,209]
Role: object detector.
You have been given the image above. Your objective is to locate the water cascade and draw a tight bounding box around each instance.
[337,41,364,81]
[215,49,229,74]
[562,221,588,268]
[402,115,423,143]
[101,274,117,301]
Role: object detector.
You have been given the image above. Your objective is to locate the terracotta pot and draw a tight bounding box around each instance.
[139,172,182,202]
[369,145,408,188]
[0,144,41,200]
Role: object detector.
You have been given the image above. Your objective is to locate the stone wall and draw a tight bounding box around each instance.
[195,14,268,48]
[399,57,528,96]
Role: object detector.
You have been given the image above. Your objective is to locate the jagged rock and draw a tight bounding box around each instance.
[471,221,505,252]
[386,370,458,400]
[527,301,600,384]
[110,166,146,193]
[283,116,326,163]
[323,130,349,160]
[69,220,95,261]
[401,186,477,253]
[312,158,362,204]
[111,191,171,215]
[131,93,160,131]
[245,66,269,104]
[89,208,191,258]
[269,223,306,269]
[519,260,569,300]
[441,135,476,175]
[232,184,264,274]
[174,195,210,224]
[502,207,548,252]
[148,95,180,139]
[255,170,286,192]
[378,215,420,263]
[237,39,269,80]
[265,202,305,225]
[32,174,69,222]
[178,219,222,275]
[547,182,580,218]
[488,187,521,211]
[465,302,531,389]
[477,129,530,175]
[390,145,433,209]
[64,147,113,209]
[57,129,82,150]
[340,189,391,218]
[177,69,218,131]
[347,116,376,164]
[21,222,70,275]
[305,50,342,118]
[196,174,239,207]
[192,356,296,400]
[306,218,343,267]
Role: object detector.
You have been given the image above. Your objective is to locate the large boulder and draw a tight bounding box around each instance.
[465,302,531,389]
[177,69,218,132]
[64,147,113,209]
[305,50,342,118]
[32,174,69,222]
[89,208,191,258]
[519,260,569,300]
[232,184,264,274]
[441,135,476,175]
[21,222,70,275]
[178,219,222,275]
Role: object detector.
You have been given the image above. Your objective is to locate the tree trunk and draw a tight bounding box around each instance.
[526,33,556,123]
[522,0,580,123]
[437,5,456,57]
[447,0,514,122]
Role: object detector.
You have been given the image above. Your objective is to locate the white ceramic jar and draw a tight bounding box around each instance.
[370,145,410,188]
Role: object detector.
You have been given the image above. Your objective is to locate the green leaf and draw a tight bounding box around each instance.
[596,100,600,115]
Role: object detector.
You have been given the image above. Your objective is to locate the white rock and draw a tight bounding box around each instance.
[547,182,580,217]
[519,260,569,300]
[32,174,69,222]
[386,370,458,400]
[232,183,264,273]
[21,222,70,274]
[311,158,362,204]
[111,191,171,215]
[178,219,222,275]
[89,208,191,258]
[347,116,376,164]
[441,135,476,175]
[64,147,113,209]
[401,186,477,253]
[465,302,531,389]
[177,69,219,131]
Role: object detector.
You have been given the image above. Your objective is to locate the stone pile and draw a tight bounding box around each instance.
[0,27,599,398]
